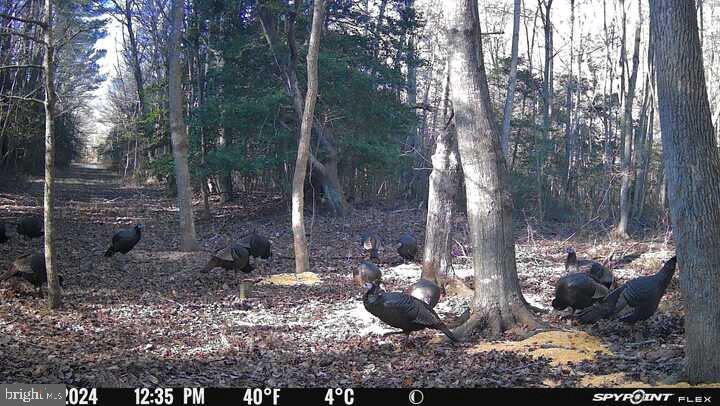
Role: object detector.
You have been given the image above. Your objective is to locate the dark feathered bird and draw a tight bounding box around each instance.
[396,233,418,262]
[200,244,254,275]
[552,273,609,312]
[363,281,457,344]
[360,231,382,260]
[16,216,43,239]
[0,222,8,244]
[105,224,144,257]
[577,256,677,324]
[0,253,63,297]
[407,278,442,308]
[353,260,381,286]
[565,248,614,289]
[239,232,272,259]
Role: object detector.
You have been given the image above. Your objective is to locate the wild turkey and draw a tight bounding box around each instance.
[0,253,63,297]
[552,273,609,312]
[200,244,254,275]
[565,248,614,289]
[363,281,458,344]
[353,260,381,286]
[16,216,43,239]
[0,222,8,244]
[407,278,442,308]
[104,224,144,257]
[238,232,272,259]
[360,231,382,260]
[396,233,418,262]
[577,256,677,324]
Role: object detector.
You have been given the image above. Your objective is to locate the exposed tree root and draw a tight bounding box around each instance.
[452,302,546,341]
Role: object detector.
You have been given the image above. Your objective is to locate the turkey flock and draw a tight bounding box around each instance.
[552,248,677,325]
[1,211,678,346]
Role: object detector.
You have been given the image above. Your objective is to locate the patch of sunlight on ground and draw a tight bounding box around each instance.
[468,330,611,366]
[257,272,321,286]
[542,378,562,387]
[580,373,720,388]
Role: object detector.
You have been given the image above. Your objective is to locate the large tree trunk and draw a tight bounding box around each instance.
[616,1,642,238]
[291,0,324,274]
[651,0,720,383]
[168,0,199,251]
[442,0,539,339]
[422,67,458,284]
[43,0,60,309]
[500,0,521,159]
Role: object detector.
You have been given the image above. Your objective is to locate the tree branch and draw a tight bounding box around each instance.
[0,12,47,28]
[0,64,44,70]
[0,94,44,104]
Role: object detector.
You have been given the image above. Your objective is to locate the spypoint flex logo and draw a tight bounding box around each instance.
[593,389,674,404]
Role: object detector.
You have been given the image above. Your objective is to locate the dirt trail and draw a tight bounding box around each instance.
[0,164,684,387]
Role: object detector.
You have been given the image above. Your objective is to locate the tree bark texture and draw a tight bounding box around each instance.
[651,0,720,383]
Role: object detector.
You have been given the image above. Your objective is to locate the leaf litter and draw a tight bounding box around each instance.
[0,164,707,387]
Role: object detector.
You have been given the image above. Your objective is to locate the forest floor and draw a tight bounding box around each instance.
[0,163,704,387]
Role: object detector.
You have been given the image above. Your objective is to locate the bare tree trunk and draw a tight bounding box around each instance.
[632,71,652,218]
[422,66,458,284]
[651,0,720,383]
[291,0,324,274]
[443,0,539,339]
[500,0,521,159]
[43,0,60,309]
[112,0,147,177]
[616,0,642,238]
[538,0,554,220]
[601,0,615,217]
[563,0,575,194]
[634,100,653,218]
[218,51,234,202]
[168,0,199,251]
